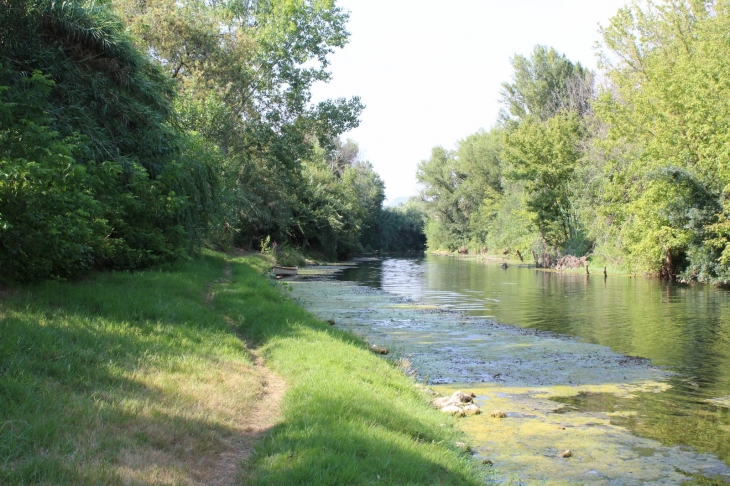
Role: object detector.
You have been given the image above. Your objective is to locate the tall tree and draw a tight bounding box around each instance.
[595,0,730,280]
[115,0,364,249]
[503,112,583,248]
[500,45,593,123]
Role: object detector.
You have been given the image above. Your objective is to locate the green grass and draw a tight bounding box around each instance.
[0,251,488,485]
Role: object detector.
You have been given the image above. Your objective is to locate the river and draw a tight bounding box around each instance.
[289,255,730,484]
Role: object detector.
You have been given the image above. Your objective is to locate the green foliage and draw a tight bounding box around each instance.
[416,129,504,251]
[275,245,307,267]
[418,2,730,282]
[0,0,398,282]
[593,0,730,281]
[378,200,427,253]
[500,45,593,122]
[418,45,595,258]
[503,112,583,248]
[0,1,222,281]
[0,74,109,281]
[115,0,375,258]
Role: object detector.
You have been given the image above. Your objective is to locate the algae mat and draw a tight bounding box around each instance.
[286,278,730,485]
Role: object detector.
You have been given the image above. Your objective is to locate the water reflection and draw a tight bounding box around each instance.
[338,255,730,464]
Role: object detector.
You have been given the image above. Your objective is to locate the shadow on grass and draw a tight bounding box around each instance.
[0,252,260,485]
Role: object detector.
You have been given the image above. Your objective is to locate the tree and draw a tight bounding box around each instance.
[0,0,220,280]
[595,0,730,280]
[115,0,364,250]
[500,45,593,123]
[503,112,583,248]
[416,146,467,250]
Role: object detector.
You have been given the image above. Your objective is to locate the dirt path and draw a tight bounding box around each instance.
[198,261,286,486]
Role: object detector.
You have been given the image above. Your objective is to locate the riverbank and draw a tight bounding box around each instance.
[0,251,487,485]
[427,249,638,278]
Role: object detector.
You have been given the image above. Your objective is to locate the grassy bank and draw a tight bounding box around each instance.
[0,251,487,485]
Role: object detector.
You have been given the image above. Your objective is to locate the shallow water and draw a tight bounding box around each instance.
[339,257,730,391]
[337,257,730,465]
[287,256,730,484]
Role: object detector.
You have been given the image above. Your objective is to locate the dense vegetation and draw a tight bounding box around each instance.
[0,0,423,282]
[417,0,730,284]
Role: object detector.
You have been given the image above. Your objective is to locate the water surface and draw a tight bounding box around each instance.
[336,256,730,474]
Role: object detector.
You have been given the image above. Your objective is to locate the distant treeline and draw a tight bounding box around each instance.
[0,0,424,282]
[417,0,730,284]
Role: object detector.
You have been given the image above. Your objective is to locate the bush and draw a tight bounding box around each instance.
[0,75,112,281]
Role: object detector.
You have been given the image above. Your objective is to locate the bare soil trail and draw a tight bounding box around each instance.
[198,261,286,486]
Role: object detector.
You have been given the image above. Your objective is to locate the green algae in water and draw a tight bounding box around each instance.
[551,389,730,469]
[437,383,730,485]
[286,277,730,485]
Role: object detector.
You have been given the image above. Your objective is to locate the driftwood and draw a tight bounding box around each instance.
[554,255,588,270]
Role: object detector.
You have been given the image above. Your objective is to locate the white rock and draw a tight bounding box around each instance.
[463,404,481,415]
[440,405,465,416]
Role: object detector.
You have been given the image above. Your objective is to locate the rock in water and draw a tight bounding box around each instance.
[370,344,388,355]
[440,405,465,417]
[558,450,573,458]
[463,404,481,415]
[451,391,473,403]
[490,410,507,418]
[432,390,475,408]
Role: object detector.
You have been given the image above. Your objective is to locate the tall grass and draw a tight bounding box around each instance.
[1,252,262,484]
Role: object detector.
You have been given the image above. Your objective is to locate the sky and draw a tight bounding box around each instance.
[309,0,630,204]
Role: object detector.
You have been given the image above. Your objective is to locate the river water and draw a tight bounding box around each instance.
[288,255,730,484]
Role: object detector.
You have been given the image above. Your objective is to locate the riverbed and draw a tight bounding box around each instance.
[285,255,730,484]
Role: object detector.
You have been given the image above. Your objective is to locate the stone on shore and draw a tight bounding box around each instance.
[463,404,481,415]
[432,390,475,408]
[440,405,466,416]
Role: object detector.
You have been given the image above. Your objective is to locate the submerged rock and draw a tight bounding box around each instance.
[490,410,507,418]
[370,344,388,355]
[434,390,481,417]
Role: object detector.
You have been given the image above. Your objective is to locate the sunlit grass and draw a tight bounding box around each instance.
[0,251,488,485]
[223,254,489,485]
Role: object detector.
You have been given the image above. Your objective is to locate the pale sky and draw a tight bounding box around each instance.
[310,0,630,203]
